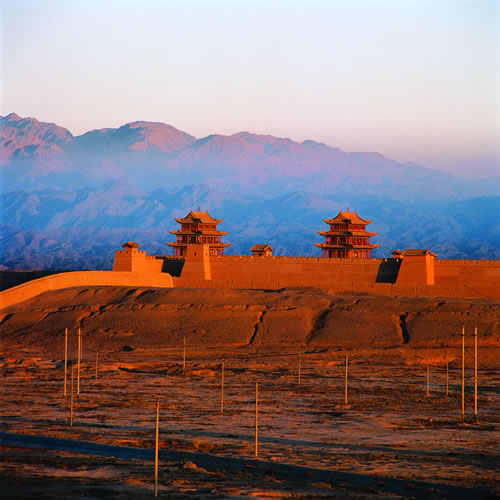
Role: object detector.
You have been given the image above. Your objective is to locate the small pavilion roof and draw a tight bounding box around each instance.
[175,210,223,224]
[318,230,378,237]
[315,242,380,249]
[396,249,437,258]
[323,210,372,225]
[250,244,273,252]
[121,241,141,248]
[168,229,228,236]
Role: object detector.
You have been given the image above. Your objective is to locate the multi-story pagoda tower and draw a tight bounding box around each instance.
[167,209,231,257]
[315,209,380,259]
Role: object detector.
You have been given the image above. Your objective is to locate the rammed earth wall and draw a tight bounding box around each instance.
[434,260,500,287]
[208,255,393,283]
[0,271,174,310]
[169,255,500,299]
[172,278,499,299]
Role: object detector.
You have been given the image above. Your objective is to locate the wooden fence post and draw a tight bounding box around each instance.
[77,328,81,397]
[255,382,259,457]
[183,336,186,375]
[345,354,348,405]
[298,353,301,386]
[221,360,225,414]
[474,327,478,422]
[446,360,449,397]
[70,365,74,426]
[64,328,68,397]
[155,400,159,497]
[426,364,430,397]
[461,326,465,423]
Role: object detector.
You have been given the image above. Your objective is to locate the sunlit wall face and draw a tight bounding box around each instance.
[2,0,499,178]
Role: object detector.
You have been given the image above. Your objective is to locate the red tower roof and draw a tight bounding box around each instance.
[174,210,223,224]
[323,210,372,225]
[121,241,141,249]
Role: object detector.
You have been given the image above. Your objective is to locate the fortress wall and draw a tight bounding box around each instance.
[171,255,499,298]
[434,260,500,287]
[209,255,383,284]
[171,277,500,299]
[0,271,173,310]
[146,256,164,273]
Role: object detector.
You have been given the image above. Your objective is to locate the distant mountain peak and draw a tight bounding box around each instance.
[4,112,22,121]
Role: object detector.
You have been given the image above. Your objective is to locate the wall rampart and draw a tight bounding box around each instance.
[165,253,499,298]
[212,255,385,264]
[0,271,173,310]
[434,260,500,287]
[170,277,500,299]
[209,255,384,284]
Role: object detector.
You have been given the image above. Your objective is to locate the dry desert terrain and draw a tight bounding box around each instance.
[1,285,499,498]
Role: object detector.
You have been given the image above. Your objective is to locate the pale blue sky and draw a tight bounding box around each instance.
[1,0,499,178]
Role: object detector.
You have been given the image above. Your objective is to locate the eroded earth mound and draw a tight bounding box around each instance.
[1,286,498,365]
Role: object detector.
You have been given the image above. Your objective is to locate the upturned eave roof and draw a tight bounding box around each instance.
[169,230,229,236]
[323,210,372,225]
[121,241,141,248]
[315,243,380,249]
[250,244,273,252]
[317,231,378,237]
[175,210,223,224]
[400,249,437,257]
[166,242,232,247]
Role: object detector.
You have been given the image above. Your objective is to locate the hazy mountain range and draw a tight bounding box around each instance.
[1,113,499,269]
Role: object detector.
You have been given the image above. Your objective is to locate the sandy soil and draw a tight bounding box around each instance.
[1,286,499,498]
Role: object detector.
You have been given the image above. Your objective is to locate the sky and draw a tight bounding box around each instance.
[1,0,499,179]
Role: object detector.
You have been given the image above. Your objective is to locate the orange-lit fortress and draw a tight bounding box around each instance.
[112,209,500,299]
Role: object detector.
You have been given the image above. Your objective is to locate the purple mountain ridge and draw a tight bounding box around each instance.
[1,113,498,200]
[1,113,498,269]
[0,113,72,165]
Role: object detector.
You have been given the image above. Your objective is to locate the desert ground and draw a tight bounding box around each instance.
[1,285,499,498]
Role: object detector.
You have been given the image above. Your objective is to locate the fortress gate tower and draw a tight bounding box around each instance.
[315,209,380,259]
[167,210,231,257]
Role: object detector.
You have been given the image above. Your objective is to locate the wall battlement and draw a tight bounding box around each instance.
[111,243,499,299]
[211,255,382,264]
[436,259,500,266]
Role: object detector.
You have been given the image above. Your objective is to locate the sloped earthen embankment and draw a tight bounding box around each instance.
[1,287,498,365]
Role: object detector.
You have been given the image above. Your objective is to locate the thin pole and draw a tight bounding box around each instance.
[77,328,81,397]
[461,326,465,423]
[474,327,478,422]
[298,353,301,385]
[255,382,259,458]
[155,400,159,497]
[221,360,224,414]
[70,365,74,426]
[345,354,348,405]
[446,360,449,397]
[183,336,186,373]
[95,350,98,382]
[426,364,430,397]
[64,328,68,397]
